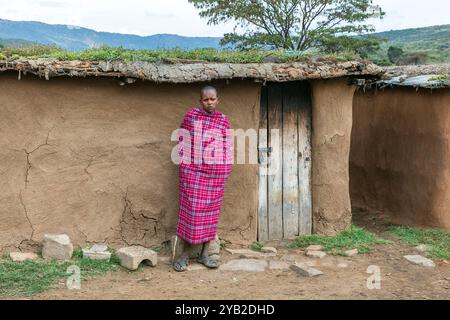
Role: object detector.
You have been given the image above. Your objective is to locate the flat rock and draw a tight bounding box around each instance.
[343,249,359,257]
[42,234,73,261]
[268,260,290,270]
[9,252,39,262]
[90,244,108,253]
[404,255,435,268]
[306,245,323,251]
[219,259,268,272]
[261,247,278,254]
[82,249,111,261]
[415,244,430,253]
[225,248,276,259]
[290,263,324,277]
[116,246,158,271]
[306,250,327,259]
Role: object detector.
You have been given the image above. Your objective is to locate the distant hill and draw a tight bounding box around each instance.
[373,24,450,45]
[0,19,222,51]
[0,37,35,48]
[369,24,450,64]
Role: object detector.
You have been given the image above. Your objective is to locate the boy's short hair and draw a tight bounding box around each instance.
[201,86,218,98]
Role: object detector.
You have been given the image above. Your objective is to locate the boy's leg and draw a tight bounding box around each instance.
[198,240,219,269]
[180,239,191,259]
[200,241,210,258]
[173,239,191,272]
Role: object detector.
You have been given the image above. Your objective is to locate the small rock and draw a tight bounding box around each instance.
[42,234,73,261]
[404,255,435,268]
[268,260,290,270]
[9,252,38,262]
[305,250,327,259]
[261,247,278,254]
[138,276,152,282]
[90,244,108,253]
[415,244,429,253]
[337,262,348,268]
[306,245,323,251]
[290,263,324,277]
[116,246,158,271]
[225,248,276,259]
[82,249,111,261]
[219,259,268,272]
[343,249,359,257]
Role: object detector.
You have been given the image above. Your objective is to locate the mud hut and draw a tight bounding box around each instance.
[351,64,450,230]
[0,58,383,253]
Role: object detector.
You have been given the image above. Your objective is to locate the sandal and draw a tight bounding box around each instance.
[173,256,189,272]
[197,256,219,269]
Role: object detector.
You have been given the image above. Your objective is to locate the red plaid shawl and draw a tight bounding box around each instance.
[176,107,233,244]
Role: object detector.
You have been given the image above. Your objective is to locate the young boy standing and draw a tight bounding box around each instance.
[173,86,233,272]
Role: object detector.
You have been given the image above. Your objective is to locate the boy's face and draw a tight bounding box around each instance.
[200,89,219,114]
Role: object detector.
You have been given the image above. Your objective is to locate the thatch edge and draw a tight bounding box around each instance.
[0,59,384,83]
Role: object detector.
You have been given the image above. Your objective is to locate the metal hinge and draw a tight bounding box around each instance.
[258,147,273,153]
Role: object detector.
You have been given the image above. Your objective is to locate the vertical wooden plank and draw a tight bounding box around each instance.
[258,85,269,241]
[282,82,300,238]
[267,83,283,240]
[298,81,313,235]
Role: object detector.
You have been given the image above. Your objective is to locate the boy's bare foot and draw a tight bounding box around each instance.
[173,254,189,272]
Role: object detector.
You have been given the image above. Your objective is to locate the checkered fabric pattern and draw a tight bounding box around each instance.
[176,107,233,244]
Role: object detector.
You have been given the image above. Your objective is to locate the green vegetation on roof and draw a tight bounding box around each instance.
[0,44,360,64]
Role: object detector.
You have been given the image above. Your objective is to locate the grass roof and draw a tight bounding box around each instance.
[0,44,360,64]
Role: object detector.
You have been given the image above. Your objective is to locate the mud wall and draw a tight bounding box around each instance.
[0,73,260,253]
[311,78,356,235]
[351,87,450,230]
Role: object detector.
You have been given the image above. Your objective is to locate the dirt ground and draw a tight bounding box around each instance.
[17,212,450,300]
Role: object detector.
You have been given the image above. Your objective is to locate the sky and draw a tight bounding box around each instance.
[0,0,449,37]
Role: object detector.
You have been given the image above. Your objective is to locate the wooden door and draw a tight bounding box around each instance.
[258,81,312,241]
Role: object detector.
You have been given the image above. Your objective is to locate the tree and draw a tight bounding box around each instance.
[387,46,404,64]
[189,0,385,51]
[318,34,385,58]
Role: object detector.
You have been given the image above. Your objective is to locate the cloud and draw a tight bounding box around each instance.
[35,0,71,8]
[144,11,176,19]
